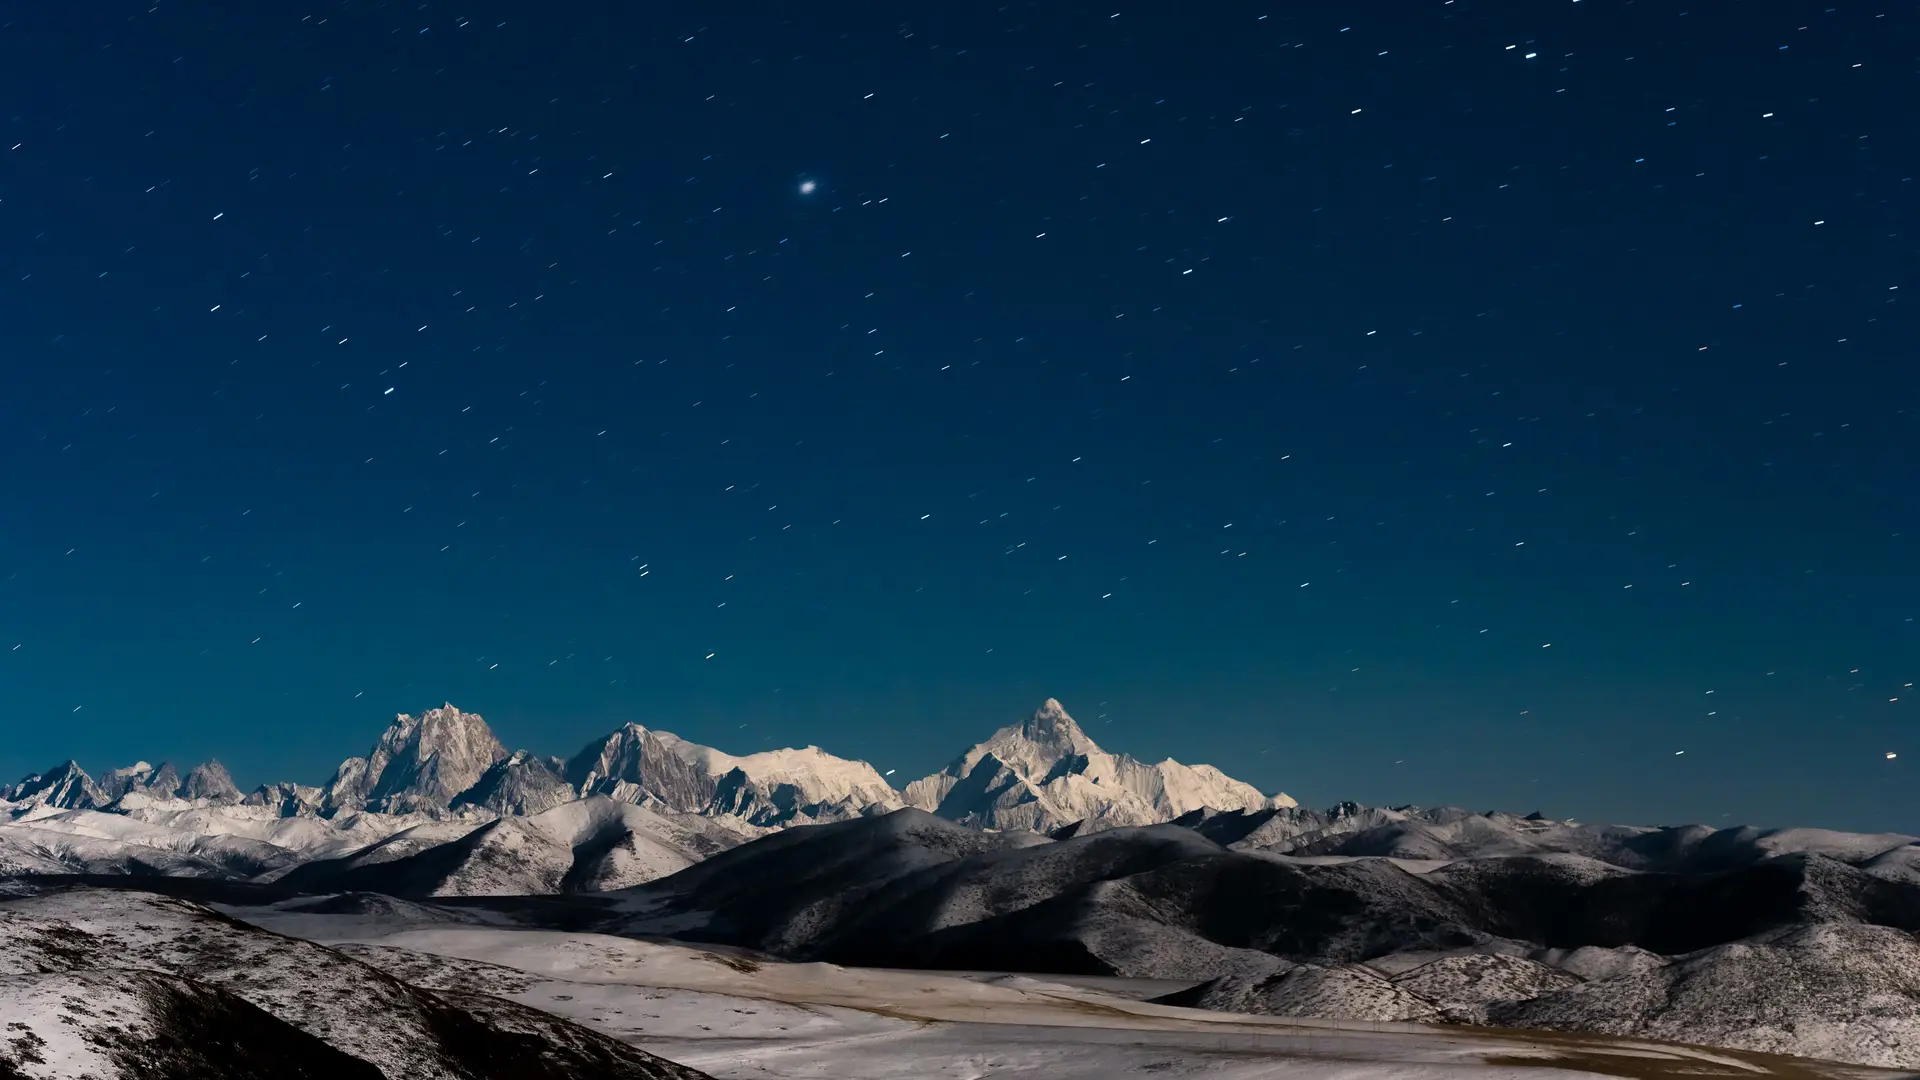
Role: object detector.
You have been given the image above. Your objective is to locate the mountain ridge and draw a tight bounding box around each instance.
[902,698,1296,833]
[4,697,1298,840]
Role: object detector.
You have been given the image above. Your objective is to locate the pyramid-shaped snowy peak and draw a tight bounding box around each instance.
[903,698,1293,833]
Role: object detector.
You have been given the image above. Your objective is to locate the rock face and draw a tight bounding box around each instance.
[564,724,901,826]
[2,760,103,813]
[903,699,1293,834]
[321,704,509,815]
[242,781,324,816]
[452,750,575,815]
[177,760,243,803]
[565,724,722,812]
[277,797,750,897]
[87,760,244,808]
[100,761,172,802]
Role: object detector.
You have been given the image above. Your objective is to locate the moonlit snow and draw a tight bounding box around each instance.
[6,698,1920,1073]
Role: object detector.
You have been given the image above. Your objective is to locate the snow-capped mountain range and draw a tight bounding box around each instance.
[3,757,243,814]
[10,698,1920,1069]
[0,698,1294,882]
[3,698,1282,832]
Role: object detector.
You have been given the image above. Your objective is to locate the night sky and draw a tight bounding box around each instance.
[2,2,1915,832]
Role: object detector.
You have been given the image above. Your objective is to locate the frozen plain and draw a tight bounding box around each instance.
[243,902,1913,1080]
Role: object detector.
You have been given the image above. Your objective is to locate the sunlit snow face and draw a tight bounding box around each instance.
[798,180,818,195]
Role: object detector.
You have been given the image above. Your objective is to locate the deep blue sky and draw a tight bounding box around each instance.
[2,2,1915,832]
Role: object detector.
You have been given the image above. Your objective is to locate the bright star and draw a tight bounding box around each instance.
[799,179,817,194]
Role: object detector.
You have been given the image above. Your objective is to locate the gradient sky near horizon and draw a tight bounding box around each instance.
[2,2,1915,832]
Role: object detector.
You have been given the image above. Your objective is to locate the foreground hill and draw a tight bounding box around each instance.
[19,884,1896,1080]
[0,886,709,1080]
[603,807,1920,1067]
[0,969,385,1080]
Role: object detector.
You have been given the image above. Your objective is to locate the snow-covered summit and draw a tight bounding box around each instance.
[903,698,1293,834]
[177,759,243,803]
[2,760,104,815]
[566,723,718,812]
[244,779,324,817]
[564,722,901,826]
[322,703,508,815]
[452,748,573,815]
[100,761,157,800]
[963,697,1103,777]
[5,755,252,824]
[652,731,903,813]
[111,761,181,801]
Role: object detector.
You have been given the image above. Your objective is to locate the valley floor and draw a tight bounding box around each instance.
[236,905,1909,1080]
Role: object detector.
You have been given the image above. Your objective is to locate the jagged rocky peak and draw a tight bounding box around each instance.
[3,757,102,807]
[1024,697,1093,748]
[565,722,719,813]
[99,758,243,807]
[453,749,574,815]
[563,721,900,826]
[178,759,243,803]
[99,760,157,800]
[321,702,507,815]
[3,759,103,812]
[244,780,324,816]
[99,760,183,801]
[146,761,185,798]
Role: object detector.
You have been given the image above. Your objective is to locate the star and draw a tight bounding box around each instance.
[798,179,818,195]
